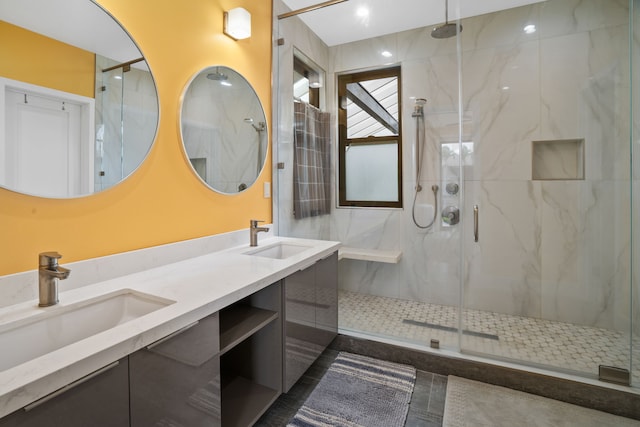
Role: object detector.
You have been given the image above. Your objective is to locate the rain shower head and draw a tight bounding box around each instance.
[432,0,462,39]
[432,23,462,39]
[206,67,228,81]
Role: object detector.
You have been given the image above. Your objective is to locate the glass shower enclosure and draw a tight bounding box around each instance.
[274,0,638,388]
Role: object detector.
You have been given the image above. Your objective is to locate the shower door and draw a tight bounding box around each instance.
[458,0,634,384]
[94,56,157,193]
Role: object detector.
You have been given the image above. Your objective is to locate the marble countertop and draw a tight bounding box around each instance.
[0,236,340,418]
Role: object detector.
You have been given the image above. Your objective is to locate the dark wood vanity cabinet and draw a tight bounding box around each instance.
[284,252,338,391]
[0,357,129,427]
[129,312,221,427]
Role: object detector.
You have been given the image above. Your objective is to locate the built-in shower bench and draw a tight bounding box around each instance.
[338,247,402,264]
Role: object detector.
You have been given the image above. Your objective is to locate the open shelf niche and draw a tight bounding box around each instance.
[532,138,585,180]
[218,282,282,427]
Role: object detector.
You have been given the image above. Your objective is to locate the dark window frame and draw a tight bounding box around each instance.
[337,66,402,208]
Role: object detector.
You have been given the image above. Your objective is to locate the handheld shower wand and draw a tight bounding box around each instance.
[412,98,439,229]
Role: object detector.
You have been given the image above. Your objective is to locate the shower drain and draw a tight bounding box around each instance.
[402,319,500,341]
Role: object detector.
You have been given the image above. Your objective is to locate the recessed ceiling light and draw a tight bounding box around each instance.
[381,50,393,58]
[356,6,369,18]
[524,24,536,34]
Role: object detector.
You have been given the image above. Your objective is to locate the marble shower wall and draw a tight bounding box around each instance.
[276,0,633,332]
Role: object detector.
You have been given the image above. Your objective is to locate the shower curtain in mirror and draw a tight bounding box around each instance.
[293,101,331,219]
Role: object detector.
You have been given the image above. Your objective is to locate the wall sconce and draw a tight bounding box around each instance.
[224,7,251,40]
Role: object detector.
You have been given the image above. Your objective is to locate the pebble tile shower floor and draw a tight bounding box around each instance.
[339,290,639,385]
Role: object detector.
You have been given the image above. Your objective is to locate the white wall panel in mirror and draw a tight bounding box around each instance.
[0,0,159,198]
[181,66,268,194]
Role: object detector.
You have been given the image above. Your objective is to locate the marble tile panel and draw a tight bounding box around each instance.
[461,40,540,181]
[540,32,590,141]
[540,24,629,177]
[401,188,462,307]
[402,59,457,184]
[538,0,628,39]
[463,180,542,318]
[396,26,456,62]
[459,2,540,52]
[422,54,460,121]
[330,207,403,249]
[330,33,399,73]
[338,260,402,300]
[580,27,629,182]
[539,180,631,330]
[539,181,593,324]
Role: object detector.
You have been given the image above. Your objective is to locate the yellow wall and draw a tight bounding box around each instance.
[0,20,95,98]
[0,0,272,276]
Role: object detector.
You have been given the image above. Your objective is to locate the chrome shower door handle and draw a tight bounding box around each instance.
[473,205,479,242]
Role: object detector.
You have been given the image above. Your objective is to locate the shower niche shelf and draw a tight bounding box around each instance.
[532,138,584,180]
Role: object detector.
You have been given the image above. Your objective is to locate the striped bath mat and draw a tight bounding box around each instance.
[287,352,416,427]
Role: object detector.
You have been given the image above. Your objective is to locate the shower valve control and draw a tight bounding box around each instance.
[445,182,459,195]
[442,206,460,226]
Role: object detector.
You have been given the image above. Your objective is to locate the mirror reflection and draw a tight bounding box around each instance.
[181,66,267,194]
[0,0,159,198]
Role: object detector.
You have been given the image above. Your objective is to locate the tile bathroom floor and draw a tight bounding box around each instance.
[339,290,640,385]
[255,348,448,427]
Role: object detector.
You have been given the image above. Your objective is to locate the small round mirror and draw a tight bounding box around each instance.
[180,66,268,194]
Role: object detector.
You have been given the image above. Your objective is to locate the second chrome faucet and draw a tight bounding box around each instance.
[249,220,269,246]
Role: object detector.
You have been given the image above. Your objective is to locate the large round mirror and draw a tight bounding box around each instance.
[0,0,159,198]
[181,66,267,194]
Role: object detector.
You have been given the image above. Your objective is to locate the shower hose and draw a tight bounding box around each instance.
[412,105,438,229]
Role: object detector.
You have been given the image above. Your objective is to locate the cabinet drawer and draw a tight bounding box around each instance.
[0,358,129,427]
[130,313,221,427]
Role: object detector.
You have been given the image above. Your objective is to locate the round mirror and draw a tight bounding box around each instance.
[181,66,268,194]
[0,0,159,198]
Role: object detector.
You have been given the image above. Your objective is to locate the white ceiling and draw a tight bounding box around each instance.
[280,0,546,46]
[2,0,546,58]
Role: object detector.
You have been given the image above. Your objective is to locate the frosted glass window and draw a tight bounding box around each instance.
[345,143,398,202]
[337,66,402,208]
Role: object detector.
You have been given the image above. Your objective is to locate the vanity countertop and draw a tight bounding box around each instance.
[0,236,340,418]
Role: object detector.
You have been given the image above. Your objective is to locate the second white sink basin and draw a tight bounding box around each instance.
[245,242,312,259]
[0,289,175,372]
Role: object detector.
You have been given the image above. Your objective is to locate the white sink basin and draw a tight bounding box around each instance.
[245,242,312,259]
[0,289,175,372]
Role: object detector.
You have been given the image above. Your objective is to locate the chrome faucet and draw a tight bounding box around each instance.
[38,252,70,307]
[249,219,269,247]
